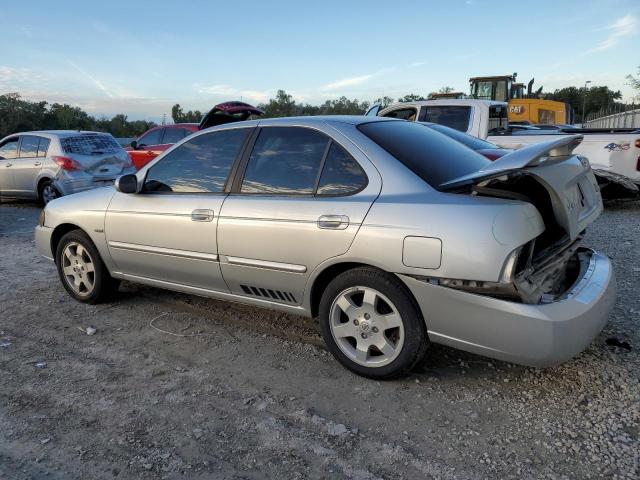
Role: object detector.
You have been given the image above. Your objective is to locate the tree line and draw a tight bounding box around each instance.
[2,71,637,139]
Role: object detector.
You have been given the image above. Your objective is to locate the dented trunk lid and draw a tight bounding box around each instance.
[60,133,132,178]
[441,135,603,241]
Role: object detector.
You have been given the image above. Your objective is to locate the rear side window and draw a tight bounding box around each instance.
[19,135,40,158]
[137,129,163,147]
[241,127,330,194]
[143,128,250,193]
[37,138,50,157]
[358,121,490,189]
[383,108,417,121]
[162,127,188,144]
[421,106,471,132]
[317,143,367,195]
[61,134,122,156]
[0,138,19,159]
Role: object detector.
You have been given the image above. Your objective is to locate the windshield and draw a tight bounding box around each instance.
[422,123,498,150]
[358,120,490,189]
[61,134,122,156]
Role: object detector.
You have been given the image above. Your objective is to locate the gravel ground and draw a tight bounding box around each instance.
[0,199,638,479]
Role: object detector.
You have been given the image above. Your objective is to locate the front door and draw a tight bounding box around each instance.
[0,137,20,194]
[105,127,253,291]
[217,125,380,304]
[12,135,47,198]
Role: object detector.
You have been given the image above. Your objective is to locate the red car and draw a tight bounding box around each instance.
[127,101,264,170]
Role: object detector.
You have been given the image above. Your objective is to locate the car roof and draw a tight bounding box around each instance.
[382,99,507,110]
[7,130,113,138]
[257,115,397,126]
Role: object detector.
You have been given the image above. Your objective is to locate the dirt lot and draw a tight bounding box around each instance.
[0,199,638,480]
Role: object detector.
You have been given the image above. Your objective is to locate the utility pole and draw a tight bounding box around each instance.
[581,80,591,126]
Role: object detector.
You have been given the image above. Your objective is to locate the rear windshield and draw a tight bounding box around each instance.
[424,123,498,150]
[421,106,471,132]
[358,121,490,189]
[60,134,122,156]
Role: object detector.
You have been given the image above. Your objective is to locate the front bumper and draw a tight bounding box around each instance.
[400,248,616,367]
[35,225,54,261]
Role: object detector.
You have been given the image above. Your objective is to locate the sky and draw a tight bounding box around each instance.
[0,0,638,122]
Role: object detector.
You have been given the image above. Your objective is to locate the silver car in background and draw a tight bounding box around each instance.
[34,116,616,379]
[0,130,134,204]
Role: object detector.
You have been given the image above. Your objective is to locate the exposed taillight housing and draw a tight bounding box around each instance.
[635,139,640,149]
[53,156,80,171]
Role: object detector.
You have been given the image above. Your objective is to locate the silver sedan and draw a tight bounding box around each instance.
[34,116,616,378]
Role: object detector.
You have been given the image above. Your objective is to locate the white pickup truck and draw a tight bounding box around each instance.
[368,99,640,196]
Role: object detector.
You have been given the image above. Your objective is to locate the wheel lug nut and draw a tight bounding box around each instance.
[372,327,379,333]
[353,319,359,326]
[364,313,370,320]
[361,333,367,339]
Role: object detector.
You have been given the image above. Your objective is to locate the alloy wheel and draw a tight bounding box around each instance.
[60,242,96,297]
[329,286,405,367]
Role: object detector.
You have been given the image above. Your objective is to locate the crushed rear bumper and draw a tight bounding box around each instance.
[400,248,616,367]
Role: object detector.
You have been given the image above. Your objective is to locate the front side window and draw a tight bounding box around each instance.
[241,127,330,194]
[19,135,40,158]
[0,137,19,159]
[162,127,187,144]
[143,128,250,193]
[358,120,489,189]
[37,138,50,157]
[421,106,471,132]
[317,143,367,195]
[383,108,417,121]
[137,129,163,147]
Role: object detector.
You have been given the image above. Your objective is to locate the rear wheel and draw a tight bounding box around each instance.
[39,180,60,205]
[319,267,428,379]
[55,230,120,304]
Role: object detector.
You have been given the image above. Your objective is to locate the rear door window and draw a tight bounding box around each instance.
[240,127,330,195]
[137,129,163,147]
[143,128,250,193]
[61,134,122,155]
[18,135,40,158]
[317,143,367,195]
[162,127,188,144]
[37,138,50,157]
[0,137,19,159]
[421,106,471,132]
[358,120,490,189]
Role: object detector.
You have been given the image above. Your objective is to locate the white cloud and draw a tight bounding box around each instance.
[583,14,636,54]
[410,61,425,68]
[195,84,269,103]
[0,66,48,91]
[321,74,374,91]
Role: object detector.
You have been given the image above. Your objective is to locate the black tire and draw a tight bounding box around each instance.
[55,229,120,304]
[39,179,61,205]
[318,267,428,379]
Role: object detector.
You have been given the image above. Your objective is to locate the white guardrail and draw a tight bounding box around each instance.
[585,108,640,129]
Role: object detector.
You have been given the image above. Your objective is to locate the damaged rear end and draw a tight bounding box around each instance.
[441,135,604,305]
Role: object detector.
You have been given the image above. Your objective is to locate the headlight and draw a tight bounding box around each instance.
[500,247,522,283]
[38,209,46,227]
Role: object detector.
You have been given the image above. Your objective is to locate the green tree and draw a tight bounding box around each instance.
[259,90,299,118]
[398,93,426,102]
[627,66,640,99]
[438,86,455,94]
[171,104,202,123]
[544,85,623,121]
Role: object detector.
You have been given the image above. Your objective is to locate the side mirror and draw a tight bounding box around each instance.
[115,174,139,194]
[129,140,138,150]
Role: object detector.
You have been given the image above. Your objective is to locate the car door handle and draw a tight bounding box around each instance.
[191,209,214,222]
[317,215,349,230]
[34,162,42,166]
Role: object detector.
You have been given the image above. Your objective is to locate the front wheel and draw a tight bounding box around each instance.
[55,230,120,304]
[318,267,428,379]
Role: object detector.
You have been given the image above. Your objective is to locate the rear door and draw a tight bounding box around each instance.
[217,125,381,304]
[0,137,20,194]
[105,127,252,291]
[12,135,45,197]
